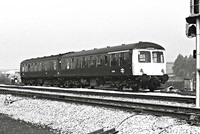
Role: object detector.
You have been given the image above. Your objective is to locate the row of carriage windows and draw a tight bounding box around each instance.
[61,52,129,70]
[21,52,130,72]
[22,61,57,72]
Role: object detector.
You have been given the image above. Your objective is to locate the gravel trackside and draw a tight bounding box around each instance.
[0,113,54,134]
[0,94,200,134]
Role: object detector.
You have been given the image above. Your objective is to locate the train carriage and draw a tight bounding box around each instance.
[20,41,168,91]
[20,54,62,86]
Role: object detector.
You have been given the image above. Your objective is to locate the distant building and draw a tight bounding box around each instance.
[3,70,20,77]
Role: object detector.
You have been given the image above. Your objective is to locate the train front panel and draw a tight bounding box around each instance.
[132,49,166,76]
[131,48,168,91]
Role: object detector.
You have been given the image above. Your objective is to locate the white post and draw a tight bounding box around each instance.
[196,17,200,108]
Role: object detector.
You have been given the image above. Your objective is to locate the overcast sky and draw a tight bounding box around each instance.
[0,0,194,69]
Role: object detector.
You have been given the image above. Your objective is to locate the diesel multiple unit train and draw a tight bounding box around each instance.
[20,41,169,91]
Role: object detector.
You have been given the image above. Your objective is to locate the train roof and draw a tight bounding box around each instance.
[62,41,165,58]
[21,53,65,63]
[21,41,164,63]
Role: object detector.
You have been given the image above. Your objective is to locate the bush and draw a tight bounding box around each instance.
[162,80,184,90]
[0,74,10,84]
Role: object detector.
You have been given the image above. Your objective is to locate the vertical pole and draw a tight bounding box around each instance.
[196,17,200,108]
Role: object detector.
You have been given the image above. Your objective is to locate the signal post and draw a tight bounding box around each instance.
[196,17,200,107]
[186,0,200,108]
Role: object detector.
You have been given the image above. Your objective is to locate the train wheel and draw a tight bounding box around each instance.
[149,86,155,92]
[63,81,68,88]
[69,83,73,88]
[90,79,98,88]
[131,86,139,92]
[149,88,154,92]
[77,84,81,88]
[118,85,123,91]
[81,85,86,88]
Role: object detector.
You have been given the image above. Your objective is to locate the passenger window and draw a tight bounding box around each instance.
[47,61,50,71]
[44,62,48,71]
[119,53,126,66]
[42,62,44,71]
[50,61,53,71]
[25,64,28,72]
[152,51,164,63]
[71,58,75,69]
[22,65,25,72]
[63,59,67,70]
[61,59,64,70]
[34,63,37,71]
[38,62,42,71]
[104,55,108,66]
[89,56,95,67]
[96,55,103,67]
[81,57,87,68]
[27,64,30,72]
[110,54,117,66]
[76,58,81,68]
[73,58,77,69]
[36,62,39,71]
[66,59,70,69]
[54,61,57,70]
[138,51,151,63]
[31,63,34,72]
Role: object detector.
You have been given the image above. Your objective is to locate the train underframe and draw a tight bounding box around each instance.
[21,74,168,92]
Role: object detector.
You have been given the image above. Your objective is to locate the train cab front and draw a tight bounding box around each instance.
[132,48,168,91]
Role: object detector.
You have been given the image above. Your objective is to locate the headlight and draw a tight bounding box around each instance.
[140,69,144,74]
[161,69,165,74]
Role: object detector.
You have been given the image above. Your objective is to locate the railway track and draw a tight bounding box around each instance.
[0,85,195,104]
[0,85,199,125]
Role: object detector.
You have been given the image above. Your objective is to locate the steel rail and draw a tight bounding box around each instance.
[0,87,199,123]
[0,85,195,104]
